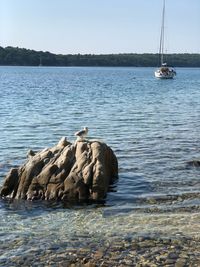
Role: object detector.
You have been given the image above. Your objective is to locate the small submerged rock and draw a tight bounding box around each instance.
[186,159,200,168]
[0,137,118,202]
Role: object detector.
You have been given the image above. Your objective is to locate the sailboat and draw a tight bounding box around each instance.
[39,55,43,67]
[155,0,176,79]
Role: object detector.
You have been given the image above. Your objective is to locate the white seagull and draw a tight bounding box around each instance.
[74,127,88,140]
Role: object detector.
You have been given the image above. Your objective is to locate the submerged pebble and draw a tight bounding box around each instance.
[1,235,200,266]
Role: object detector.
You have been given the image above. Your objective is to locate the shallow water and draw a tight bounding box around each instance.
[0,66,200,265]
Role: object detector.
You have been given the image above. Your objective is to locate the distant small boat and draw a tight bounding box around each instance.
[155,0,176,79]
[39,55,43,67]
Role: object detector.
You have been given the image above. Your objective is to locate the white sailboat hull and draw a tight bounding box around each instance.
[155,67,176,79]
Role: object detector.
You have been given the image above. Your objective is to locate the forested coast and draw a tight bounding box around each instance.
[0,46,200,67]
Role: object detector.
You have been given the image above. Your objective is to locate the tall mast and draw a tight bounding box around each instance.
[159,0,165,65]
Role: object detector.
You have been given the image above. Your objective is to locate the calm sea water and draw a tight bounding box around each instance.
[0,66,200,261]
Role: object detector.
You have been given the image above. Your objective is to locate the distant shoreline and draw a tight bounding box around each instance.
[1,46,200,67]
[1,65,200,69]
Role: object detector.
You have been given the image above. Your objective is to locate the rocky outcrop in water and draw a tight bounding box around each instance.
[0,137,118,202]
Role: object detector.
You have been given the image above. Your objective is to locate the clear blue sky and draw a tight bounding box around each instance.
[0,0,199,54]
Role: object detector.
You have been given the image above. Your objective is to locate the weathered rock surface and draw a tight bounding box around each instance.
[0,138,118,202]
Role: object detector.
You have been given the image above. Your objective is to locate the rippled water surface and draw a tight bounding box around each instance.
[1,66,200,264]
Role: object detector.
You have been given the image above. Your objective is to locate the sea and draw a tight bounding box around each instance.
[0,66,200,266]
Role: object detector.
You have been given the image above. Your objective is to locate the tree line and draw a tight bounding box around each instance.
[0,46,200,67]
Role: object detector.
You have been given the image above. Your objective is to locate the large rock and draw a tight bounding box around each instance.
[0,138,118,202]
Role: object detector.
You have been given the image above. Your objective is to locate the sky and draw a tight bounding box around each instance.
[0,0,200,55]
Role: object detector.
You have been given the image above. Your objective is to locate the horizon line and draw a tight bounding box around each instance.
[1,46,200,56]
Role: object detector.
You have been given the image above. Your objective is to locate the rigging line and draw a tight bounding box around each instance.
[159,0,165,65]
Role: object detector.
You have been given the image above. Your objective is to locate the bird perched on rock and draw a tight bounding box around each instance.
[75,127,88,140]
